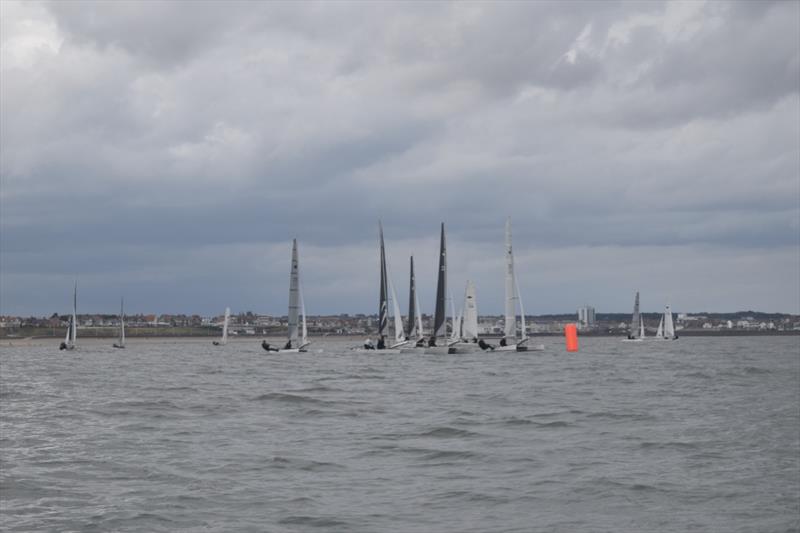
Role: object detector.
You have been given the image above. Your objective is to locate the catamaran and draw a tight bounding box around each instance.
[425,223,460,354]
[113,297,126,348]
[262,239,310,353]
[399,256,427,352]
[360,223,407,353]
[622,291,646,342]
[212,307,230,346]
[59,282,77,351]
[497,218,543,352]
[654,304,678,340]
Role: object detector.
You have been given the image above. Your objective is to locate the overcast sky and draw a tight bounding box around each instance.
[1,0,798,317]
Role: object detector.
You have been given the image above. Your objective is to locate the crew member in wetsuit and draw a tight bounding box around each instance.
[284,340,292,350]
[416,337,426,347]
[499,338,507,347]
[262,341,278,352]
[363,338,375,350]
[377,336,385,350]
[59,342,67,350]
[428,337,437,347]
[478,339,495,351]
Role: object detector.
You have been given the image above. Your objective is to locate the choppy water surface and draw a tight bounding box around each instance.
[2,336,798,532]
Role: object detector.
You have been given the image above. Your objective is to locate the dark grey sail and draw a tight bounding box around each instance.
[287,239,300,346]
[432,223,447,341]
[406,256,417,339]
[378,222,389,339]
[630,291,640,339]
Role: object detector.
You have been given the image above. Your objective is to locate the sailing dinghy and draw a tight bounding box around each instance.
[425,223,461,354]
[212,307,230,346]
[59,282,77,351]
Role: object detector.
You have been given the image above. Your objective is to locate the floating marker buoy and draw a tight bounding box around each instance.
[564,323,579,352]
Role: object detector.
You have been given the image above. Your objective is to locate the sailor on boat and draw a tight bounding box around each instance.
[377,336,386,350]
[363,338,375,350]
[261,341,279,352]
[478,339,495,351]
[415,337,426,347]
[59,341,68,350]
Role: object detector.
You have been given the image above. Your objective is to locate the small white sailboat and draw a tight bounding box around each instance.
[212,307,230,346]
[654,304,678,340]
[113,297,126,349]
[425,223,460,354]
[622,291,645,342]
[59,282,77,351]
[497,219,543,352]
[262,239,310,353]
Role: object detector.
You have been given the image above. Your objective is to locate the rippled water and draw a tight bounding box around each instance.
[2,336,798,532]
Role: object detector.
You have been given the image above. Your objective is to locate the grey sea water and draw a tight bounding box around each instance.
[1,336,798,532]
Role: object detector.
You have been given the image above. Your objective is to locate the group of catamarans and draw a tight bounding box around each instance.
[259,218,543,354]
[60,219,540,354]
[623,291,679,342]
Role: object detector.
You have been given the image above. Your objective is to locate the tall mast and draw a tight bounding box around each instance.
[504,218,516,342]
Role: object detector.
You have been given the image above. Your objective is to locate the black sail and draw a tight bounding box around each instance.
[406,256,417,339]
[433,223,447,340]
[378,222,388,338]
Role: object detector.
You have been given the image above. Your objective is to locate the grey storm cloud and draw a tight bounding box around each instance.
[1,0,798,316]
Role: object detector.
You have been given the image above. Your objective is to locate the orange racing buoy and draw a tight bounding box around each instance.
[564,323,579,352]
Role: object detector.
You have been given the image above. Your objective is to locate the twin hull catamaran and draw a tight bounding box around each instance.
[496,218,543,352]
[262,239,309,353]
[622,291,646,342]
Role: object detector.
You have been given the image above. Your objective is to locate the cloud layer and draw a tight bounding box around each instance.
[2,0,798,316]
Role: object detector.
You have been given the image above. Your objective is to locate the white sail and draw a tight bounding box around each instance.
[462,280,479,340]
[514,269,528,343]
[299,280,309,348]
[64,319,71,343]
[639,316,645,338]
[221,307,230,345]
[664,305,675,338]
[415,291,424,341]
[70,282,77,346]
[117,297,126,347]
[287,239,300,347]
[387,270,405,345]
[655,316,663,338]
[504,218,516,342]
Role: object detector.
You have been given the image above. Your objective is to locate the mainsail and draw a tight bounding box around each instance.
[406,256,417,339]
[221,307,230,345]
[287,239,301,346]
[504,218,517,343]
[378,223,389,340]
[118,297,125,347]
[462,280,479,341]
[630,291,641,338]
[70,282,77,347]
[664,305,675,338]
[432,223,447,342]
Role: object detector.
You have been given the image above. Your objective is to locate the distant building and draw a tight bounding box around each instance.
[577,306,596,328]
